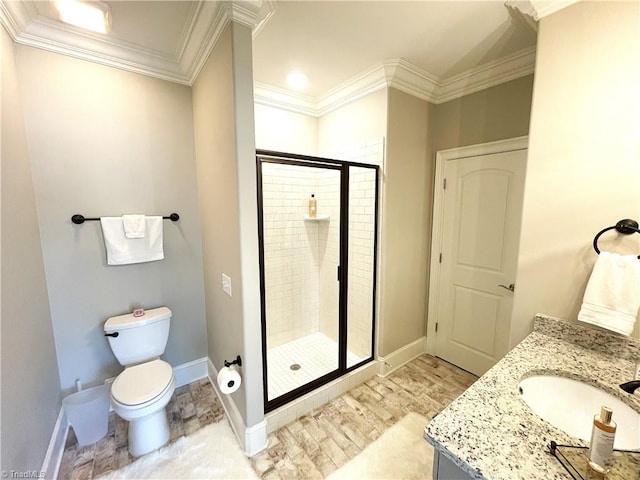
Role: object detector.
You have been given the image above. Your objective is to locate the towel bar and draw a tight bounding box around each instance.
[592,219,640,259]
[71,213,180,224]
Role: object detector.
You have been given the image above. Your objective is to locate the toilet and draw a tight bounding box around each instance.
[104,306,176,457]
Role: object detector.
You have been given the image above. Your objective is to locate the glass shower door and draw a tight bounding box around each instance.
[346,165,378,368]
[258,159,342,404]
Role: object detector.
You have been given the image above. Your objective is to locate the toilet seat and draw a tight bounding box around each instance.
[112,359,174,406]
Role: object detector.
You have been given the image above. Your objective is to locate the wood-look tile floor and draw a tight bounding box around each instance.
[251,354,476,479]
[61,354,475,480]
[59,378,224,480]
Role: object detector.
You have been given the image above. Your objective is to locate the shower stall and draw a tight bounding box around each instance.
[257,150,379,411]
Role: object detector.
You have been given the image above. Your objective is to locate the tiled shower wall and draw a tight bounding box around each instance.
[316,168,341,344]
[346,167,377,359]
[327,138,384,360]
[262,138,383,357]
[262,163,343,348]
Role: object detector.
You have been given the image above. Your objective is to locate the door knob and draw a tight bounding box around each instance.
[498,283,515,292]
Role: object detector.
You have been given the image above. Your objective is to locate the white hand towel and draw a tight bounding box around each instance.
[100,216,164,265]
[122,214,146,239]
[578,252,640,336]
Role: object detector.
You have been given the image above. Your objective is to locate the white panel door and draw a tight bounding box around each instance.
[435,149,526,376]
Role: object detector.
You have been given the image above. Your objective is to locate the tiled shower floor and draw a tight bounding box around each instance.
[267,332,366,400]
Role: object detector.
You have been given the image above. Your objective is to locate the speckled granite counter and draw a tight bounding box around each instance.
[424,314,640,480]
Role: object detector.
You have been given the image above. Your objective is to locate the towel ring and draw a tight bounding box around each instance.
[592,219,640,259]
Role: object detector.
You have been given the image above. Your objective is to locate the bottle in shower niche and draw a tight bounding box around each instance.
[308,194,317,218]
[588,406,616,475]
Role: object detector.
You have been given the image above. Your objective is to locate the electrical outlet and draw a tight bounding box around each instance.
[222,273,232,297]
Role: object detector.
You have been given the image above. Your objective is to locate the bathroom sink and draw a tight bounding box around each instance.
[518,375,640,450]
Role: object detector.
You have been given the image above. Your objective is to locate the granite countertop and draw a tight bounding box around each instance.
[424,314,640,480]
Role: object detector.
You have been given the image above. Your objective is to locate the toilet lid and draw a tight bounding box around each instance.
[112,359,174,406]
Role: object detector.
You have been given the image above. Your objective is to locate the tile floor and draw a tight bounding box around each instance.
[267,332,366,400]
[58,378,224,480]
[61,354,475,479]
[252,354,476,478]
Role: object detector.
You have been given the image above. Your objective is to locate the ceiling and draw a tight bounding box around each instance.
[253,1,537,97]
[30,1,197,56]
[0,0,541,114]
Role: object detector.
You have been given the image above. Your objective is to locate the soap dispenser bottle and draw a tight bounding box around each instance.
[308,194,317,218]
[588,406,616,475]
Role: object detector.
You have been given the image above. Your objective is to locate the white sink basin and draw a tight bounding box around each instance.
[518,375,640,450]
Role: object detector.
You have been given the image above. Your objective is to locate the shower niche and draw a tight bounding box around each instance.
[257,150,379,411]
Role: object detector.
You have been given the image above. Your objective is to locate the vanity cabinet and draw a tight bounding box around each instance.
[424,315,640,480]
[432,450,473,479]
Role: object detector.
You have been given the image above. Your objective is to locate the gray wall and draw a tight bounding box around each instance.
[230,23,264,429]
[431,75,534,153]
[14,44,207,394]
[379,88,431,356]
[1,27,61,471]
[192,23,263,428]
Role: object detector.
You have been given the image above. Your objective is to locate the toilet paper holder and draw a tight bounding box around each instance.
[224,355,242,368]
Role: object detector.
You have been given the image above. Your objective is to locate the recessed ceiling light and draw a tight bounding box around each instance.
[52,0,111,34]
[287,71,308,91]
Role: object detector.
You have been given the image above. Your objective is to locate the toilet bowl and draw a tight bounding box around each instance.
[110,359,176,457]
[104,307,175,457]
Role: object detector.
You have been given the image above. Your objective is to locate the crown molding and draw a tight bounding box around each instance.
[505,0,580,21]
[174,1,202,64]
[254,82,318,116]
[255,63,391,118]
[184,0,262,83]
[379,59,440,104]
[2,0,535,113]
[1,0,193,84]
[255,47,536,117]
[182,1,229,84]
[436,46,536,103]
[504,0,539,21]
[25,15,190,83]
[0,0,264,86]
[316,63,390,116]
[0,0,29,38]
[533,0,581,19]
[223,0,262,30]
[252,0,277,38]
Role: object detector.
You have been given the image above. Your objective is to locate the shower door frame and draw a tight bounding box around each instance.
[256,150,380,413]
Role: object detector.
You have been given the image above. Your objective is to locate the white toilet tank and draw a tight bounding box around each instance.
[104,307,172,366]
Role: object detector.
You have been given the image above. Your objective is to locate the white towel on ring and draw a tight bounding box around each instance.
[578,251,640,336]
[100,216,164,265]
[122,214,146,238]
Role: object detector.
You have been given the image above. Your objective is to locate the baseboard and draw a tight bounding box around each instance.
[244,418,268,457]
[377,336,427,377]
[41,405,68,480]
[265,360,378,435]
[174,356,209,388]
[207,358,267,457]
